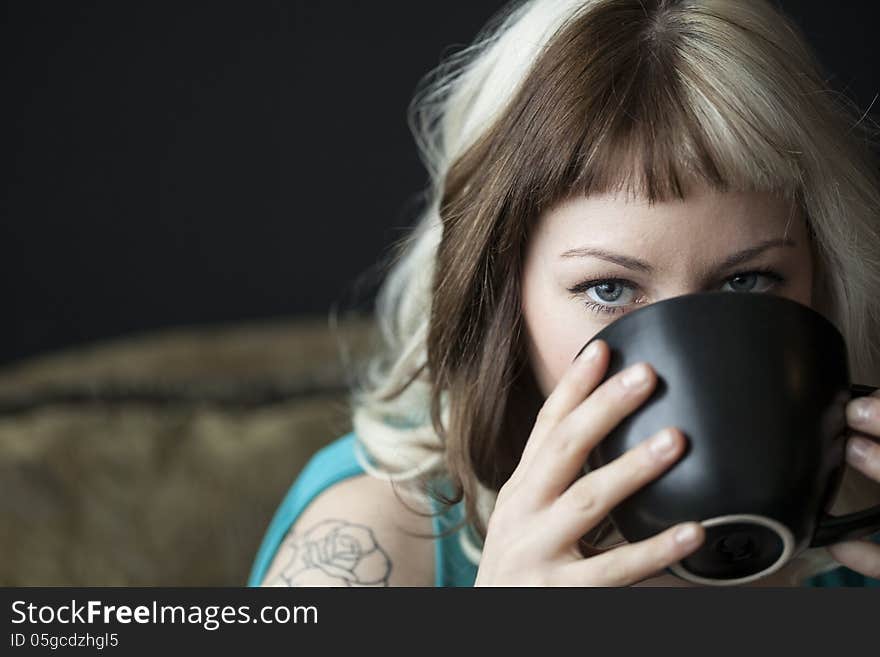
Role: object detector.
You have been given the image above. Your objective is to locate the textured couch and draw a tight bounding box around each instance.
[0,316,375,586]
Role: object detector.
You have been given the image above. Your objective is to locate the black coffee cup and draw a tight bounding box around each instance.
[574,291,880,586]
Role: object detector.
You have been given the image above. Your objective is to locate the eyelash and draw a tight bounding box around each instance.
[567,268,787,316]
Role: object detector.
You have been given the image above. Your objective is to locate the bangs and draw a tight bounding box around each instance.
[496,1,810,213]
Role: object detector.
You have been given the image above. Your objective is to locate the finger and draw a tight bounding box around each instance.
[826,540,880,580]
[556,521,705,586]
[844,433,880,482]
[847,393,880,438]
[524,361,658,501]
[544,427,686,548]
[508,340,610,486]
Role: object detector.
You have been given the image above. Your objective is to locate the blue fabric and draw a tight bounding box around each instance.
[247,432,877,588]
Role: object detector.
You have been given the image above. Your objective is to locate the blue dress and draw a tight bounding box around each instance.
[247,432,879,587]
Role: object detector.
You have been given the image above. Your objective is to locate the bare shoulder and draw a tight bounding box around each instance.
[259,474,436,587]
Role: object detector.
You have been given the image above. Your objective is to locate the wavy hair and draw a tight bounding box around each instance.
[346,0,880,582]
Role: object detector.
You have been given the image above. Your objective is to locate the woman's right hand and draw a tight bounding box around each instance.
[474,339,705,586]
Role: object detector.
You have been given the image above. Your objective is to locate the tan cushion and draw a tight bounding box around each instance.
[0,316,376,585]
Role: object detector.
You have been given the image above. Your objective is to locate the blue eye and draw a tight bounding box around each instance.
[721,272,780,293]
[565,278,638,316]
[587,281,634,305]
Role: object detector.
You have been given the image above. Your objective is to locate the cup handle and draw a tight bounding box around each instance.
[809,383,880,547]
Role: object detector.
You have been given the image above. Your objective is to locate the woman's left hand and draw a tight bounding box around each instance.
[826,390,880,579]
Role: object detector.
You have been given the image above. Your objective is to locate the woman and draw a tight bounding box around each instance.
[249,0,880,586]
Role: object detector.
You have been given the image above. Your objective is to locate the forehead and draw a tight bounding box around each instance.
[533,188,803,251]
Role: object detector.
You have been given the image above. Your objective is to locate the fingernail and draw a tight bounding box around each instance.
[674,524,700,546]
[847,436,871,462]
[621,364,650,389]
[579,341,600,362]
[847,399,874,428]
[650,429,678,458]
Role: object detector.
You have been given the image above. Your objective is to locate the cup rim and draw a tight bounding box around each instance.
[572,291,843,363]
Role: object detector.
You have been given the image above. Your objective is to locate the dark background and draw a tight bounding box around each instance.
[4,1,878,366]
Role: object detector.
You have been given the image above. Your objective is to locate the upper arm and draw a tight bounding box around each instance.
[259,474,436,587]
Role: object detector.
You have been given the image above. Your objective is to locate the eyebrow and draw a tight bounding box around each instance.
[559,238,797,274]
